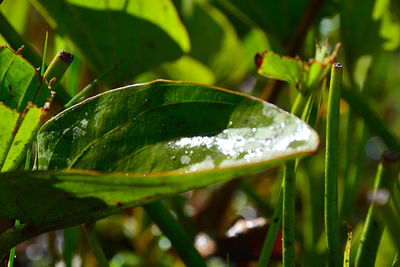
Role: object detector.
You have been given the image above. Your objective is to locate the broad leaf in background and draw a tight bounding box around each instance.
[213,0,309,49]
[0,0,30,49]
[29,0,190,85]
[0,80,318,236]
[182,2,247,86]
[255,43,339,95]
[341,0,400,71]
[135,56,216,85]
[0,45,50,171]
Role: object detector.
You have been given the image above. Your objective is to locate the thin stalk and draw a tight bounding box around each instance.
[40,28,49,77]
[282,160,296,267]
[257,186,283,267]
[355,151,399,266]
[325,63,342,267]
[82,223,109,267]
[144,201,206,267]
[0,224,38,261]
[7,147,31,267]
[279,93,309,267]
[44,50,74,91]
[6,220,19,267]
[64,60,122,109]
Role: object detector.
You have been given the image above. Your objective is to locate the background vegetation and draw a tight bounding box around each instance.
[1,0,400,266]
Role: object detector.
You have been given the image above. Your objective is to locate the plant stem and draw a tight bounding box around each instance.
[325,63,342,267]
[6,220,19,267]
[82,223,109,267]
[0,224,38,261]
[354,151,399,267]
[6,146,31,266]
[144,201,206,267]
[64,60,122,109]
[282,160,296,267]
[257,186,283,267]
[281,93,308,267]
[40,28,49,77]
[44,50,74,90]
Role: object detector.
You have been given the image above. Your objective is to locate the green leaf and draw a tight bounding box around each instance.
[0,45,50,112]
[341,0,400,70]
[183,3,247,86]
[0,46,49,171]
[255,43,339,95]
[30,0,190,85]
[0,80,318,231]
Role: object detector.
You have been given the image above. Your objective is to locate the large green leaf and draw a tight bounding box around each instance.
[30,0,190,85]
[341,0,400,70]
[0,45,49,171]
[0,80,318,231]
[182,3,247,86]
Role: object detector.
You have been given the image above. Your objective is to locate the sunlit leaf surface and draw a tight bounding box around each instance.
[30,0,190,85]
[0,46,48,171]
[0,80,318,231]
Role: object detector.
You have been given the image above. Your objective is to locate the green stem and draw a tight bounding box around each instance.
[325,63,342,267]
[44,50,74,90]
[0,224,38,261]
[64,60,122,109]
[40,28,49,77]
[257,186,283,267]
[144,201,206,267]
[82,223,109,267]
[6,146,31,266]
[281,93,308,267]
[283,160,296,267]
[341,88,400,152]
[354,151,399,267]
[6,220,20,267]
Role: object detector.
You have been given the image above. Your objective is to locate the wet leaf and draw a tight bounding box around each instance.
[30,0,190,85]
[0,80,318,232]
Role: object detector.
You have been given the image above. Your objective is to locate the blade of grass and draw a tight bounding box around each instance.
[282,93,309,267]
[82,223,109,267]
[40,28,49,77]
[64,60,122,109]
[354,151,399,266]
[325,63,342,267]
[257,185,283,267]
[258,92,309,267]
[7,147,31,267]
[144,201,206,267]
